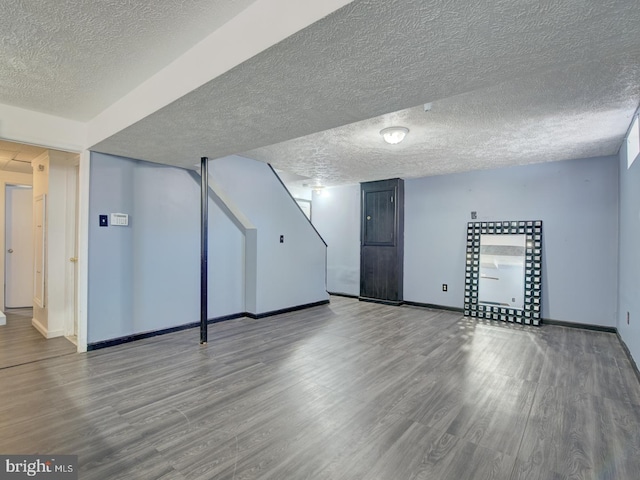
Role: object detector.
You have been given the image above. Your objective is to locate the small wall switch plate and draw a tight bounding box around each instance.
[99,215,108,227]
[280,235,284,243]
[111,213,129,226]
[442,284,448,292]
[471,211,477,219]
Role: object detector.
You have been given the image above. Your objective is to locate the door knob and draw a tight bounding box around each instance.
[7,249,13,253]
[69,257,78,263]
[367,216,371,220]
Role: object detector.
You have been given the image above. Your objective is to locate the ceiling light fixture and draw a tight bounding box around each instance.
[380,126,409,145]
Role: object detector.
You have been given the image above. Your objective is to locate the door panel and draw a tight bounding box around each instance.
[6,186,34,308]
[363,189,395,245]
[361,246,398,300]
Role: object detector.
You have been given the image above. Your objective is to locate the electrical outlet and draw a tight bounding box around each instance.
[442,284,448,292]
[280,235,284,243]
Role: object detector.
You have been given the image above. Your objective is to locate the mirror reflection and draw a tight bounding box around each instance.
[479,234,525,309]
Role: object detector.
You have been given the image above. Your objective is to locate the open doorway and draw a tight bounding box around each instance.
[0,140,77,367]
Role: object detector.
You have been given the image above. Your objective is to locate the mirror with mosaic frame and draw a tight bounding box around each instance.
[464,220,543,325]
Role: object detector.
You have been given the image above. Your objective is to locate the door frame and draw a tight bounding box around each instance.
[76,150,90,352]
[63,160,79,339]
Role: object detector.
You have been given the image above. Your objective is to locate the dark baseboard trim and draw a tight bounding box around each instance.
[359,297,404,306]
[403,301,464,313]
[88,301,331,351]
[208,312,248,324]
[616,332,640,386]
[543,318,617,333]
[328,292,359,299]
[245,300,330,319]
[87,312,246,351]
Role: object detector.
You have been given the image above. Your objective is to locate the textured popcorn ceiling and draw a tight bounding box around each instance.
[91,0,640,183]
[3,0,640,183]
[246,59,640,184]
[0,0,258,120]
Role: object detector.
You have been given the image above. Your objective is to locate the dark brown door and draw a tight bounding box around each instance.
[360,179,404,303]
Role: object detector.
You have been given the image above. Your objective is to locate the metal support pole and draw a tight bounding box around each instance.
[200,156,208,344]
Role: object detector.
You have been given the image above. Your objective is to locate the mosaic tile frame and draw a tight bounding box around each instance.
[464,220,543,326]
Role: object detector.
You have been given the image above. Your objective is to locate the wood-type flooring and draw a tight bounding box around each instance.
[1,296,639,479]
[0,308,76,370]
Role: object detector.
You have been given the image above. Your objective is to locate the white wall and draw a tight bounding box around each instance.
[313,156,619,327]
[210,155,328,313]
[0,103,86,153]
[312,184,360,296]
[47,152,78,338]
[31,152,49,334]
[286,185,312,202]
[31,150,79,338]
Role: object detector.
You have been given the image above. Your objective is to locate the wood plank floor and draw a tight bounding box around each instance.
[1,296,639,479]
[0,308,77,370]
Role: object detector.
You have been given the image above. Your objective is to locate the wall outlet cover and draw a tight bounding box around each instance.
[99,215,108,227]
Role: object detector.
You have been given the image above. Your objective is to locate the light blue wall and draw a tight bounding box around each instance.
[211,155,328,313]
[88,152,244,343]
[312,184,360,296]
[88,155,135,341]
[313,156,619,327]
[404,156,619,326]
[617,133,640,364]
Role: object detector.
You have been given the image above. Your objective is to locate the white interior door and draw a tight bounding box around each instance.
[5,185,34,308]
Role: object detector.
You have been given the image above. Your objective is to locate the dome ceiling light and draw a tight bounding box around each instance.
[380,126,409,145]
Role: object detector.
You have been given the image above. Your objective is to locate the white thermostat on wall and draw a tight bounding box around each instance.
[110,213,129,226]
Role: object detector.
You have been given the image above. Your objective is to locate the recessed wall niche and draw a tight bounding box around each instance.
[464,220,543,326]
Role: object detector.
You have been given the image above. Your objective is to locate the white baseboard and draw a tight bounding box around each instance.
[32,317,47,337]
[0,311,5,326]
[32,318,64,339]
